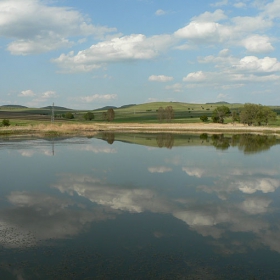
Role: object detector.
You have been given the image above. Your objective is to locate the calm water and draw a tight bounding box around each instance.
[1,133,280,279]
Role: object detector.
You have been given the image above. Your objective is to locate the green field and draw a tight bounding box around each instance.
[1,102,280,126]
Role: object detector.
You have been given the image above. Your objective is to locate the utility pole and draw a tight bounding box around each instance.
[51,102,54,123]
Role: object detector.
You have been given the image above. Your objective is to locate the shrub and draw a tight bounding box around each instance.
[84,112,94,121]
[200,115,208,122]
[2,119,10,126]
[64,112,74,119]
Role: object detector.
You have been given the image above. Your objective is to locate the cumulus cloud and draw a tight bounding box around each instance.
[233,2,247,8]
[42,91,56,99]
[0,0,117,55]
[148,75,174,82]
[174,11,273,53]
[18,90,35,97]
[148,166,172,173]
[233,56,280,73]
[192,9,227,22]
[174,21,226,42]
[53,34,174,72]
[211,0,228,7]
[242,35,274,53]
[183,71,207,82]
[197,51,280,85]
[262,0,280,19]
[155,9,167,16]
[165,83,183,92]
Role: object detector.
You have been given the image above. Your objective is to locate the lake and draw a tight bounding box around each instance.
[1,133,280,279]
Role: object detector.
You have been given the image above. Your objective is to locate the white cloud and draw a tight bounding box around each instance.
[192,9,227,22]
[148,166,172,173]
[155,9,166,16]
[211,0,228,7]
[242,35,274,53]
[262,0,280,19]
[232,16,273,32]
[183,71,207,82]
[165,83,183,92]
[0,0,117,55]
[174,12,273,53]
[233,2,247,8]
[234,56,280,73]
[217,93,229,100]
[197,51,280,85]
[42,91,56,99]
[19,90,35,97]
[77,94,117,103]
[53,34,174,72]
[174,21,226,42]
[148,75,174,82]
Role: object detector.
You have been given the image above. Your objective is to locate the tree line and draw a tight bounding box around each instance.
[200,103,277,126]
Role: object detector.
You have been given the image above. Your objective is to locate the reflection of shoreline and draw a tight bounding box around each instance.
[95,132,280,154]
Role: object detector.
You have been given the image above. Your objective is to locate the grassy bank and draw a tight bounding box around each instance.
[1,122,280,137]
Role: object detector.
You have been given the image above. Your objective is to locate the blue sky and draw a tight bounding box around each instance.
[1,0,280,109]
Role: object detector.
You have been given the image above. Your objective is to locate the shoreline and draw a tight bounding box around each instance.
[1,122,280,137]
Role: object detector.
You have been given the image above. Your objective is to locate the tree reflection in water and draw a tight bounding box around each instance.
[208,133,278,153]
[101,133,115,144]
[156,134,174,149]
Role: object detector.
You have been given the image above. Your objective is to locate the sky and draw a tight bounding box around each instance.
[1,0,280,109]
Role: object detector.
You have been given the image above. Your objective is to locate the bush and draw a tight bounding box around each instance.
[2,119,10,126]
[63,112,74,119]
[84,112,94,121]
[200,115,208,122]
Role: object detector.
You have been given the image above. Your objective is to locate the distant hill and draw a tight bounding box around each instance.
[119,104,136,109]
[206,101,229,104]
[41,106,72,110]
[94,106,118,111]
[0,105,28,109]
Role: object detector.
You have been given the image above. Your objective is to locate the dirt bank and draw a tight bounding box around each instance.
[1,122,280,137]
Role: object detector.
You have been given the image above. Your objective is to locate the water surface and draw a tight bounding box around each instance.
[1,133,280,279]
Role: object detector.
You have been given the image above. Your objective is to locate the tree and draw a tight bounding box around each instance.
[259,106,277,125]
[2,119,10,126]
[157,107,165,122]
[212,106,231,123]
[165,106,174,121]
[231,111,240,123]
[200,115,208,122]
[63,112,74,119]
[157,106,174,122]
[106,108,115,122]
[84,112,94,121]
[240,103,276,126]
